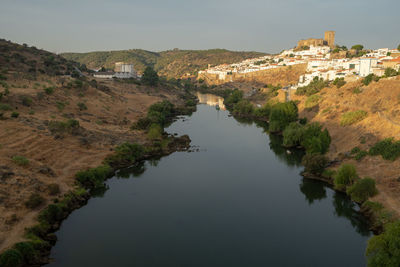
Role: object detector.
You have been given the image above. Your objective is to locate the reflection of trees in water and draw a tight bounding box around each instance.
[268,134,304,167]
[116,162,147,179]
[333,192,371,237]
[300,178,327,204]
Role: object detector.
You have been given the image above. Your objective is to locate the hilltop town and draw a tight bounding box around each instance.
[198,31,400,89]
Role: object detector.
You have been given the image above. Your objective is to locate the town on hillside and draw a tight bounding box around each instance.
[198,31,400,89]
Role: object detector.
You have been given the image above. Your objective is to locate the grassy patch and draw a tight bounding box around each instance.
[304,95,320,109]
[369,138,400,161]
[340,110,368,126]
[12,155,29,166]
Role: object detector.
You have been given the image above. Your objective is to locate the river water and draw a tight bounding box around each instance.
[47,94,371,267]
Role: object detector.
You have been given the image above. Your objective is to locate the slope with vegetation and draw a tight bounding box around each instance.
[61,49,266,78]
[0,39,196,265]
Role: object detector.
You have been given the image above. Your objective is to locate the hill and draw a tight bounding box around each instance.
[61,49,267,78]
[0,39,192,259]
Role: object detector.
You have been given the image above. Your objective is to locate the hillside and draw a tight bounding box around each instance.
[291,76,400,217]
[61,49,266,78]
[0,40,191,256]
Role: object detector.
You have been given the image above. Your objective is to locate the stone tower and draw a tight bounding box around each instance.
[324,31,335,48]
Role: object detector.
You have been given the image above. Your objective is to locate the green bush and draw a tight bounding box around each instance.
[301,123,331,154]
[366,221,400,266]
[340,110,368,126]
[12,155,29,166]
[75,165,113,190]
[14,242,38,264]
[77,102,87,111]
[146,100,175,127]
[304,95,320,109]
[333,164,358,190]
[11,111,19,118]
[48,119,80,134]
[333,77,346,88]
[296,77,329,96]
[44,86,55,95]
[369,138,400,161]
[25,193,44,209]
[282,122,304,147]
[347,177,378,203]
[38,204,64,225]
[362,74,380,86]
[352,87,362,94]
[355,150,368,161]
[301,153,328,175]
[0,249,23,267]
[269,101,298,132]
[384,67,398,78]
[0,103,12,111]
[131,117,152,130]
[233,99,254,116]
[20,96,32,107]
[147,123,163,140]
[253,102,273,119]
[224,89,243,107]
[104,142,145,167]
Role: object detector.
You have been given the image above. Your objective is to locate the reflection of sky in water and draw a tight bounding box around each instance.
[197,92,226,110]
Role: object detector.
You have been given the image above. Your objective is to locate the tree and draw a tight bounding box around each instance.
[384,67,397,77]
[398,44,400,51]
[141,67,159,86]
[366,221,400,266]
[333,164,358,190]
[351,44,364,51]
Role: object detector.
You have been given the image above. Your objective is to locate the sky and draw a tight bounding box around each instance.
[0,0,398,54]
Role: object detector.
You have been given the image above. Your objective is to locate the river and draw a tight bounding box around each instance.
[47,94,371,267]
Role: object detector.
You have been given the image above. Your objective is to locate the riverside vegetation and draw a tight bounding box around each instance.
[201,85,400,266]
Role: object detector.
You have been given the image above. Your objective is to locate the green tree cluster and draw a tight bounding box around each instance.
[296,77,329,96]
[141,67,159,86]
[268,101,298,132]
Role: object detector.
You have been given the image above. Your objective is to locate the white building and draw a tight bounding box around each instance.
[359,58,378,77]
[93,72,114,79]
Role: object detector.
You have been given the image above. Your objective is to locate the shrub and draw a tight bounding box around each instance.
[14,242,38,264]
[346,177,378,203]
[369,138,400,161]
[333,164,358,190]
[11,111,19,118]
[47,183,60,196]
[44,86,55,95]
[253,102,273,119]
[12,155,29,166]
[384,67,398,78]
[131,117,152,130]
[351,44,364,51]
[25,193,44,209]
[75,165,113,190]
[296,77,329,96]
[352,87,362,94]
[233,99,254,116]
[269,101,298,132]
[366,221,400,266]
[362,74,380,86]
[333,77,346,88]
[77,102,87,111]
[340,110,368,126]
[301,123,331,154]
[224,89,243,107]
[355,150,368,161]
[48,119,80,134]
[147,123,163,140]
[56,101,65,111]
[38,204,64,225]
[282,122,304,147]
[302,153,328,175]
[0,103,12,111]
[20,95,32,106]
[104,142,145,167]
[304,95,320,109]
[0,249,23,267]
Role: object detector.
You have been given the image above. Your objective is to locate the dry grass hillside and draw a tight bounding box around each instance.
[291,76,400,216]
[0,40,189,252]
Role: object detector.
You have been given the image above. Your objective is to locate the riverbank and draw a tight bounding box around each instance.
[0,67,198,266]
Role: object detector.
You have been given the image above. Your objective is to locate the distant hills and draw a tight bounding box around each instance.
[61,49,267,78]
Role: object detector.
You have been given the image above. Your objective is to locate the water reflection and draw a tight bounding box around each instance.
[300,178,327,204]
[197,92,226,110]
[268,134,304,167]
[116,162,146,179]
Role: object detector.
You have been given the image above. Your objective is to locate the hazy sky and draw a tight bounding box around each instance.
[0,0,398,53]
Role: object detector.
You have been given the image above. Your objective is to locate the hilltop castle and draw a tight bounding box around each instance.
[297,31,335,49]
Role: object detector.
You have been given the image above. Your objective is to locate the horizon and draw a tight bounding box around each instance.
[0,0,399,54]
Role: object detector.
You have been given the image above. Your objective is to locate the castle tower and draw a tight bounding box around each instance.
[324,31,335,48]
